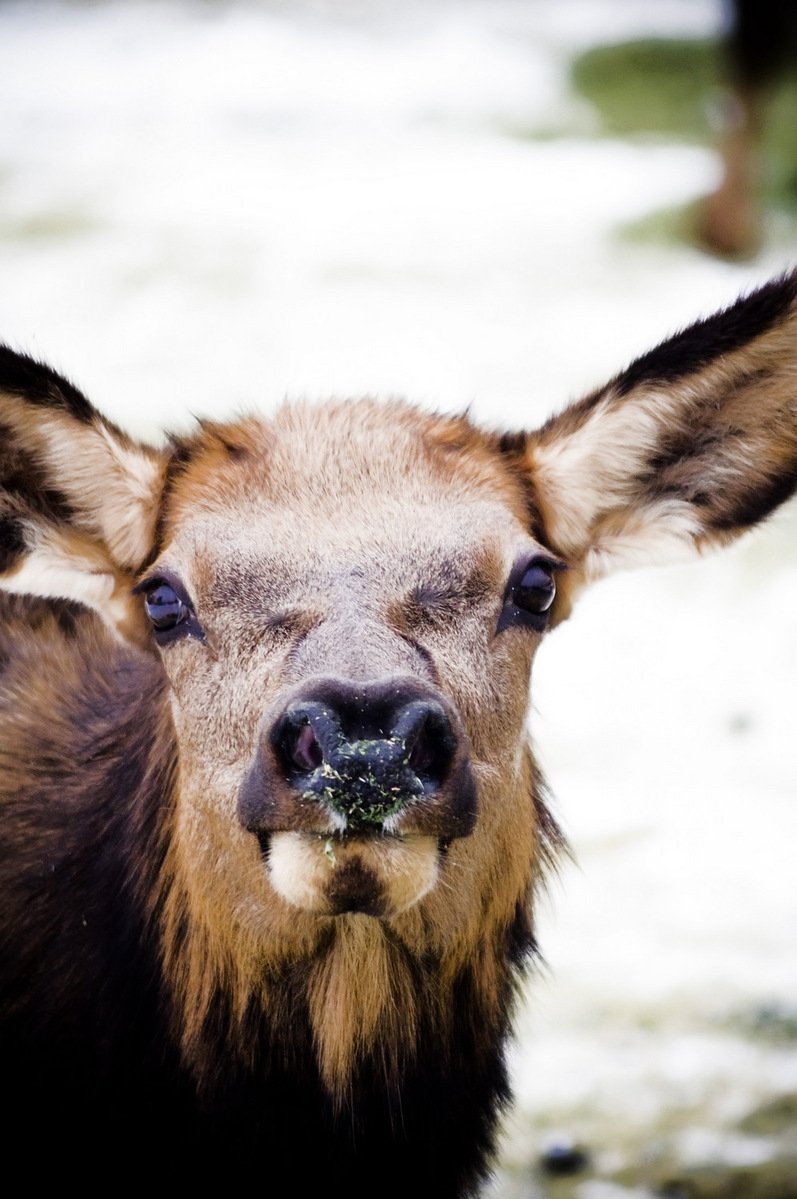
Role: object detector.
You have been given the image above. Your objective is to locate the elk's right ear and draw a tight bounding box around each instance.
[0,346,168,641]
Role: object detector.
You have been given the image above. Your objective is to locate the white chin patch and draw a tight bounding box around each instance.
[267,831,441,918]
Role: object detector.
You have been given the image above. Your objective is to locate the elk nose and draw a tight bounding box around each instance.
[271,681,458,830]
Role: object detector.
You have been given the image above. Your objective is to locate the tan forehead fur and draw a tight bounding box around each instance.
[160,398,535,545]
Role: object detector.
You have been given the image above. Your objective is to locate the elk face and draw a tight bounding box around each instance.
[5,270,796,971]
[142,401,555,926]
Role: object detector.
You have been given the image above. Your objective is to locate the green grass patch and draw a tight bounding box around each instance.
[571,37,723,143]
[566,36,797,251]
[0,206,100,241]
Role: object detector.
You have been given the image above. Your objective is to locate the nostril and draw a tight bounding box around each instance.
[394,702,456,788]
[407,720,435,775]
[291,722,324,772]
[272,702,342,778]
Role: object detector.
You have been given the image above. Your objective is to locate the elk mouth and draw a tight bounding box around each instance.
[253,822,454,917]
[262,827,444,918]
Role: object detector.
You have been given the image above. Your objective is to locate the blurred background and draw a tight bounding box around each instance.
[1,1,795,1195]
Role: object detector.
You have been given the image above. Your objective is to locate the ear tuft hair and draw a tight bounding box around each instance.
[0,346,168,639]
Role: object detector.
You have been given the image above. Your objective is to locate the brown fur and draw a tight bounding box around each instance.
[1,272,796,1192]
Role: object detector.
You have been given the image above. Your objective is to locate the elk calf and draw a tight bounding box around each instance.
[1,272,796,1194]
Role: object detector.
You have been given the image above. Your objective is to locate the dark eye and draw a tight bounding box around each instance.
[514,561,556,615]
[497,555,562,634]
[134,574,204,644]
[144,582,189,631]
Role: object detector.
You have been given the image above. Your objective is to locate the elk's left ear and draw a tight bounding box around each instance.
[521,270,797,610]
[0,346,168,641]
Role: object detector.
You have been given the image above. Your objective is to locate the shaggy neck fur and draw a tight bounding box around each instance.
[158,826,540,1106]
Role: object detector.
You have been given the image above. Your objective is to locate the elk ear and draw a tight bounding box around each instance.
[523,271,797,612]
[0,346,168,641]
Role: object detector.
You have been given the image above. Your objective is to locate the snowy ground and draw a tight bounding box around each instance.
[1,0,795,1192]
